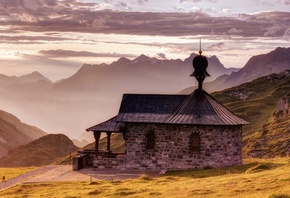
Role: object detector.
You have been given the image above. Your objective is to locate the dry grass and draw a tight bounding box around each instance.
[1,158,290,198]
[0,167,36,181]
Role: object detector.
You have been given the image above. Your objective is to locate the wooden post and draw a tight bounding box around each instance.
[93,131,101,157]
[106,132,112,152]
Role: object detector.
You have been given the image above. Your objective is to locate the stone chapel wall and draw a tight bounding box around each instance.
[124,123,242,170]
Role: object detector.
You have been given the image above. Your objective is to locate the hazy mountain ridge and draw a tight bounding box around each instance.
[0,51,289,165]
[182,47,290,93]
[0,48,287,140]
[0,71,51,89]
[52,53,235,93]
[219,47,290,91]
[17,71,52,84]
[0,109,47,159]
[0,134,79,167]
[0,53,236,139]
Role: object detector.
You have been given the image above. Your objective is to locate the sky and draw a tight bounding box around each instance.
[0,0,290,81]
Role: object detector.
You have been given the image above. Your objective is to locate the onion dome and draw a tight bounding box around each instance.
[190,40,210,92]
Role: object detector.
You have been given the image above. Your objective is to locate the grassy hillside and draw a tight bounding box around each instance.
[212,70,290,157]
[244,113,290,157]
[0,158,289,197]
[0,134,79,167]
[86,133,125,153]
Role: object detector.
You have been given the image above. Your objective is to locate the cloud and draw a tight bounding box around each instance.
[0,0,289,39]
[179,0,217,3]
[115,1,131,10]
[283,27,290,42]
[228,28,244,35]
[207,42,225,49]
[38,49,135,58]
[180,0,201,3]
[0,35,70,44]
[281,0,290,5]
[264,24,283,36]
[220,8,231,14]
[136,0,149,6]
[155,53,167,59]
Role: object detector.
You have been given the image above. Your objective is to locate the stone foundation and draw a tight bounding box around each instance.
[93,155,125,169]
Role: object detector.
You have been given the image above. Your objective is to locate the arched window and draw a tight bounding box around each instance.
[146,129,156,150]
[191,133,200,153]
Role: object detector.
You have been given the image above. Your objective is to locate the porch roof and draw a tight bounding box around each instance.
[86,116,124,132]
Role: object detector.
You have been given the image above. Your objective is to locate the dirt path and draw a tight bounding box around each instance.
[0,165,161,191]
[0,166,57,191]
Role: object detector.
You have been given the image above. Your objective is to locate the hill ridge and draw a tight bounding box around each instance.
[0,134,79,167]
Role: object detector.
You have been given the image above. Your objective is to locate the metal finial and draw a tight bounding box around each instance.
[199,39,202,55]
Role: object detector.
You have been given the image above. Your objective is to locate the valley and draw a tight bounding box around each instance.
[0,47,289,168]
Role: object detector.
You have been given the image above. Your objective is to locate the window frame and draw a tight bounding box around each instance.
[146,128,156,150]
[190,133,200,153]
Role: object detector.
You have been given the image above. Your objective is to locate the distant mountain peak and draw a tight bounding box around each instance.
[135,54,150,61]
[113,57,131,65]
[18,71,52,83]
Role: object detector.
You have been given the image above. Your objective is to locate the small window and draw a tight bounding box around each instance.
[146,129,156,150]
[191,133,200,152]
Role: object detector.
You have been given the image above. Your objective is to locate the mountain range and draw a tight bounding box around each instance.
[0,47,289,140]
[0,48,289,165]
[181,47,290,93]
[0,53,237,140]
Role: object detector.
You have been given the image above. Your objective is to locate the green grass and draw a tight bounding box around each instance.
[0,167,36,181]
[1,159,290,198]
[212,73,290,157]
[243,114,290,157]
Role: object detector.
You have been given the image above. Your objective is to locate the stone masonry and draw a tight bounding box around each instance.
[122,123,242,170]
[92,123,242,170]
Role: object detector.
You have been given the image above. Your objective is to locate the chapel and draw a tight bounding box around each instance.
[73,47,248,170]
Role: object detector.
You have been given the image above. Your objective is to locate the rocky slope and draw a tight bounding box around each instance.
[244,94,290,158]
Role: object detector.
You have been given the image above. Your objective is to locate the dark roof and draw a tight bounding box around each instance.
[116,91,248,125]
[86,116,124,132]
[116,94,187,123]
[87,90,248,132]
[164,91,249,125]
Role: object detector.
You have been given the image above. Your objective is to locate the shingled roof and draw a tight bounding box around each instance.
[86,116,124,132]
[116,90,248,125]
[87,90,248,132]
[164,90,249,125]
[116,94,187,123]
